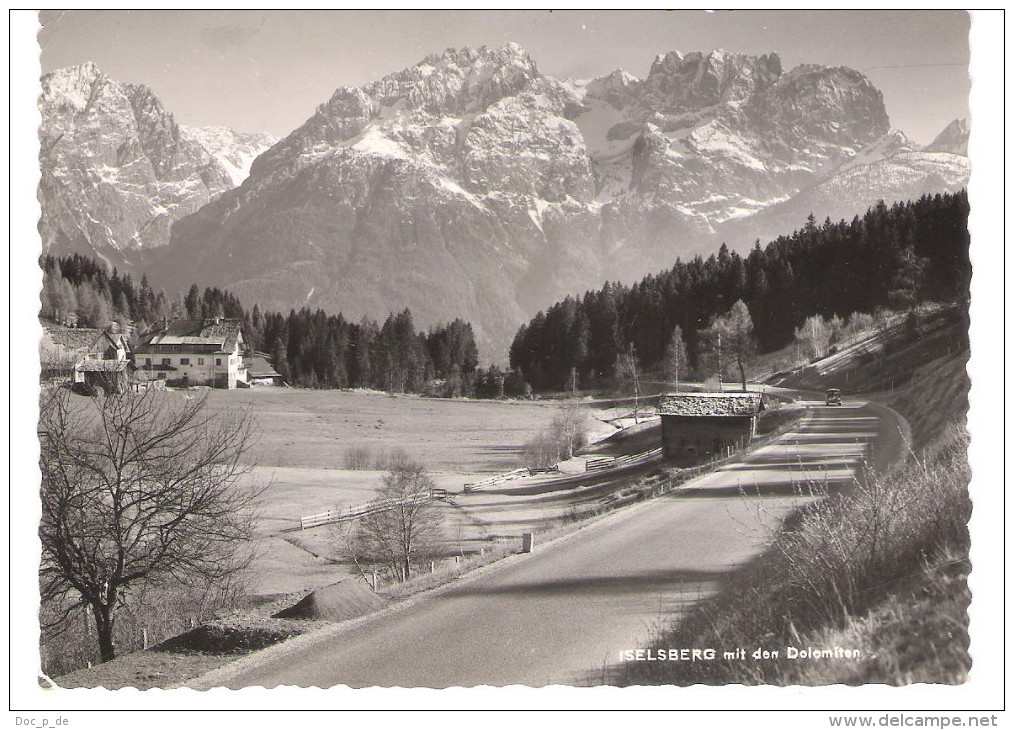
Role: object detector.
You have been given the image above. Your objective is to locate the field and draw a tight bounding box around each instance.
[203,388,565,473]
[199,389,603,596]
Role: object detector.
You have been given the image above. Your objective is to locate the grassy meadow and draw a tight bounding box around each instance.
[197,389,583,595]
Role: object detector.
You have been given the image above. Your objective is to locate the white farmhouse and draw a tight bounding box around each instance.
[134,317,247,389]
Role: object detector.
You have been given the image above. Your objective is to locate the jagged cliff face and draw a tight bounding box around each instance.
[38,63,274,267]
[578,52,889,214]
[164,45,602,354]
[564,51,898,286]
[56,46,966,358]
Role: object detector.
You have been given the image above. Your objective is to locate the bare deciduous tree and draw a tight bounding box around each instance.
[661,325,689,391]
[552,400,589,460]
[340,460,444,583]
[39,387,261,662]
[795,314,832,360]
[615,343,642,423]
[521,401,589,469]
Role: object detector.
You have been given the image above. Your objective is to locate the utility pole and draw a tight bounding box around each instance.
[717,330,723,391]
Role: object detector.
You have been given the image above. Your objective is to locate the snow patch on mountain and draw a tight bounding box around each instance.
[182,126,277,186]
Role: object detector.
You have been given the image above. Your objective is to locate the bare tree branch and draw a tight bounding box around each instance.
[39,386,262,662]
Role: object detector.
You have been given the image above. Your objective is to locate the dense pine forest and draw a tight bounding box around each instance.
[40,255,483,395]
[510,191,970,391]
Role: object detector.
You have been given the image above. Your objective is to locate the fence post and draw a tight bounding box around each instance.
[142,628,148,650]
[430,561,435,574]
[371,571,379,591]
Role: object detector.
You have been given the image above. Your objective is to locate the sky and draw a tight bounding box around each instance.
[38,9,970,145]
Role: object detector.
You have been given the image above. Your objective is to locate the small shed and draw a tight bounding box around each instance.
[76,359,133,394]
[243,354,283,386]
[658,392,763,460]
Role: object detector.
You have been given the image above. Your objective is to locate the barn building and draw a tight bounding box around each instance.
[658,392,764,460]
[41,326,132,392]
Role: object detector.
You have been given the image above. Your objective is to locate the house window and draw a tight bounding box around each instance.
[145,358,151,366]
[198,357,204,365]
[162,358,171,366]
[180,357,190,365]
[216,358,222,366]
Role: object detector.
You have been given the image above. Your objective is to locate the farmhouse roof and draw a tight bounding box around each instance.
[77,359,131,373]
[658,392,763,418]
[140,318,243,352]
[244,355,281,379]
[43,326,116,354]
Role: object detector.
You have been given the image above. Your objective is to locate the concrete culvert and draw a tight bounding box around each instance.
[272,579,387,621]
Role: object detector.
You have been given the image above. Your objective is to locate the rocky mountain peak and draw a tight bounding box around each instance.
[41,62,106,110]
[583,68,641,105]
[752,63,890,152]
[181,126,278,186]
[643,49,783,111]
[924,118,969,155]
[328,42,541,118]
[251,43,552,186]
[38,63,262,266]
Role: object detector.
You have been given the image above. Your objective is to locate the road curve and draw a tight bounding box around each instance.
[190,398,906,689]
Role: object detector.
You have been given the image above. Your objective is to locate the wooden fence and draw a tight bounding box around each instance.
[586,446,663,472]
[463,467,531,492]
[300,489,445,530]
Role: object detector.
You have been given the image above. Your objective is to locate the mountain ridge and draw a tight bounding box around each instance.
[38,48,968,358]
[38,63,275,268]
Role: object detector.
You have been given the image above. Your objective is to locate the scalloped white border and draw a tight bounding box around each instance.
[7,7,1005,720]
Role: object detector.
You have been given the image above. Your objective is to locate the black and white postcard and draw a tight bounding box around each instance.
[10,8,1005,723]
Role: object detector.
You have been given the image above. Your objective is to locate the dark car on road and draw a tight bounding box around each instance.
[825,388,842,406]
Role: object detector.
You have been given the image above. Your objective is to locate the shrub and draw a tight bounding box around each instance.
[520,402,588,469]
[344,444,375,470]
[373,446,412,471]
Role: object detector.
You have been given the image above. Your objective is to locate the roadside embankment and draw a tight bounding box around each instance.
[616,340,971,686]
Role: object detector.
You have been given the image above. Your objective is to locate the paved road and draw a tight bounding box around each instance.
[191,398,905,689]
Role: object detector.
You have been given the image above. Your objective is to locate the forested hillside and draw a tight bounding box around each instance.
[40,190,968,397]
[39,254,480,394]
[509,191,969,391]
